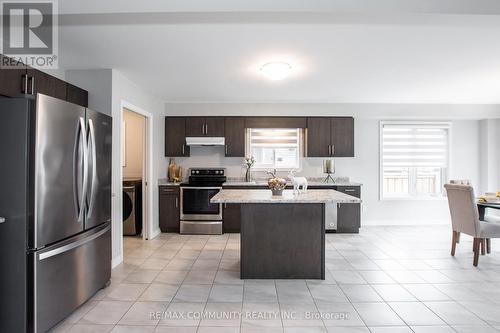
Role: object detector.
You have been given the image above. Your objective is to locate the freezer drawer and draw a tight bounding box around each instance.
[31,223,111,333]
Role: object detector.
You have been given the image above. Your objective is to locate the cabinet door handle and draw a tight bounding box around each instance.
[28,76,35,95]
[22,74,28,93]
[175,197,179,207]
[344,189,356,192]
[182,144,185,155]
[225,145,228,155]
[201,124,205,135]
[205,123,208,135]
[161,189,175,193]
[328,145,331,156]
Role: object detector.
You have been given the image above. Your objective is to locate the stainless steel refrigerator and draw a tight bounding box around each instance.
[0,94,112,333]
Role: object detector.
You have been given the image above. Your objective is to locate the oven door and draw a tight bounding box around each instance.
[180,187,222,221]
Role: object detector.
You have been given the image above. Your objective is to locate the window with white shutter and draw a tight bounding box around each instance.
[247,128,301,169]
[380,122,450,199]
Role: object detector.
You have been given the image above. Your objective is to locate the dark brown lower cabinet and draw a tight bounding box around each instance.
[337,203,361,233]
[159,186,180,232]
[223,203,241,233]
[335,186,361,233]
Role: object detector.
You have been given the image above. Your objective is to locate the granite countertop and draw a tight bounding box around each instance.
[211,189,361,204]
[223,180,363,187]
[158,178,182,186]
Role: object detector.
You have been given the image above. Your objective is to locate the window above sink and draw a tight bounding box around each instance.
[246,128,302,170]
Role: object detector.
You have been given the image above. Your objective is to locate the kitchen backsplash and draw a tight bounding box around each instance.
[166,146,355,180]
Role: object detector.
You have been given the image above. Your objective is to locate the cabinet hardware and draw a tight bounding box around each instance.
[22,74,28,93]
[204,123,208,135]
[175,197,179,207]
[331,144,335,156]
[224,203,227,208]
[344,189,356,192]
[0,217,5,224]
[28,76,35,95]
[225,145,228,155]
[328,145,331,156]
[182,144,185,155]
[162,189,175,193]
[201,124,205,135]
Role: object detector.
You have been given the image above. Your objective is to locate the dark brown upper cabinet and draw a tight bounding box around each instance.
[245,117,307,129]
[331,117,354,157]
[0,55,27,96]
[186,117,224,137]
[306,117,331,157]
[185,117,206,136]
[165,117,189,157]
[0,54,88,107]
[224,117,245,157]
[27,68,67,100]
[66,83,89,107]
[306,117,354,157]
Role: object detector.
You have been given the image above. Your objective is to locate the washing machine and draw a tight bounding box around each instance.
[123,178,142,236]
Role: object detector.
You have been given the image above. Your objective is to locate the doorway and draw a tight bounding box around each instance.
[120,102,153,248]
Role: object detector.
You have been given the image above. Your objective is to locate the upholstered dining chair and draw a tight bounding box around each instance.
[444,183,500,266]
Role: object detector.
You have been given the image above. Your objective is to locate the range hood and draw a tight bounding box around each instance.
[186,137,225,146]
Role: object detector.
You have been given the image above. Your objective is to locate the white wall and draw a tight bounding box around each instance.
[65,69,113,115]
[165,103,498,225]
[123,109,145,178]
[111,70,166,266]
[479,119,500,193]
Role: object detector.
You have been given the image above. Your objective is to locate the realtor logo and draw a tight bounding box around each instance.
[1,0,58,68]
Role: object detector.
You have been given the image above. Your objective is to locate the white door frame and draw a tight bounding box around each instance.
[119,100,154,244]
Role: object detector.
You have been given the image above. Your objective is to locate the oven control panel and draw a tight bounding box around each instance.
[190,169,225,176]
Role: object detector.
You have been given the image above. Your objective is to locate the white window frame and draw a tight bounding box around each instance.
[245,128,303,171]
[379,121,452,201]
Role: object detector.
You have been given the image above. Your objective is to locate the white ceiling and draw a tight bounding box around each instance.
[57,1,500,103]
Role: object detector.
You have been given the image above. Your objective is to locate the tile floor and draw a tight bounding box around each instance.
[51,226,500,333]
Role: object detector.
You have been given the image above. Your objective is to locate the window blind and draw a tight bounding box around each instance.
[382,123,449,168]
[249,128,299,147]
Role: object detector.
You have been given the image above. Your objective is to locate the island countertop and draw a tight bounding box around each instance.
[211,189,361,204]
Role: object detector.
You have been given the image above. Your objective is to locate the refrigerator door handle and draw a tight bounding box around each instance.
[78,117,88,223]
[87,118,98,217]
[38,225,110,260]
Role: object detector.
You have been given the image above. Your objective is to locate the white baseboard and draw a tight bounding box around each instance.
[111,254,123,268]
[149,228,161,240]
[362,219,449,226]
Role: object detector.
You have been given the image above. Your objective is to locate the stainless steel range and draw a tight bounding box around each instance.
[180,168,226,235]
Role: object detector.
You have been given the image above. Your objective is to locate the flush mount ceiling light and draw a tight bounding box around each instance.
[260,62,292,81]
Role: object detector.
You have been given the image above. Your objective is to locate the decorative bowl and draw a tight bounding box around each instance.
[268,177,287,196]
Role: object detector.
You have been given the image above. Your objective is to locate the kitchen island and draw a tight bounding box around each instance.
[211,189,361,279]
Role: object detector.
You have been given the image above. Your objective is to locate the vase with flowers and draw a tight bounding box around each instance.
[243,156,256,182]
